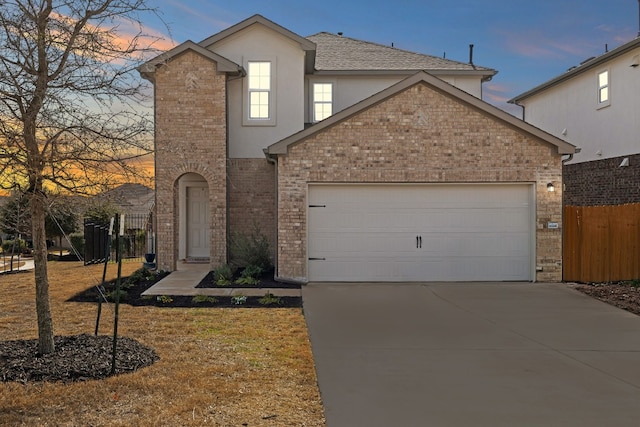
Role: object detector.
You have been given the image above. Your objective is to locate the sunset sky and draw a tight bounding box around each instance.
[144,0,639,115]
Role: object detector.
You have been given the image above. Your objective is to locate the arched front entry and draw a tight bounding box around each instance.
[178,173,210,262]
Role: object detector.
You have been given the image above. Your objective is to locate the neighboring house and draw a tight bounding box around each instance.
[509,37,640,206]
[93,183,155,218]
[139,14,575,282]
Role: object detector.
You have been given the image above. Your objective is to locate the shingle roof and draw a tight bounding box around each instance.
[307,32,496,78]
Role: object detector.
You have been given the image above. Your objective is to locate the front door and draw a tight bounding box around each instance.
[186,186,209,259]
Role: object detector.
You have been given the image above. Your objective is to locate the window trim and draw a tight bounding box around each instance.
[596,69,610,109]
[243,59,277,126]
[312,82,334,122]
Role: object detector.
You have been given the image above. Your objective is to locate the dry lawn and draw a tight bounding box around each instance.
[0,261,325,426]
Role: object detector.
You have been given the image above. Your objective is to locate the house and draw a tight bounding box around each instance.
[509,37,640,206]
[92,183,155,218]
[509,37,640,282]
[139,14,575,282]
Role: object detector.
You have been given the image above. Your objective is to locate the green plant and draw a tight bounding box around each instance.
[229,223,273,271]
[68,233,84,256]
[192,295,219,304]
[626,279,640,288]
[258,293,282,306]
[234,265,263,285]
[231,294,247,305]
[106,289,128,302]
[235,276,260,285]
[1,239,26,254]
[156,295,173,304]
[213,264,234,286]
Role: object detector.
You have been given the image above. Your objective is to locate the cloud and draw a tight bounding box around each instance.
[483,82,512,104]
[162,0,234,33]
[497,28,590,60]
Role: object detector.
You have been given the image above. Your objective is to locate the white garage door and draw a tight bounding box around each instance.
[308,184,534,282]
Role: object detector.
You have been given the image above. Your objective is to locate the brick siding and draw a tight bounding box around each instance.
[275,83,564,282]
[153,51,227,271]
[563,153,640,206]
[227,159,277,259]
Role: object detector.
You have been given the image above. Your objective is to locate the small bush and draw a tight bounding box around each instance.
[235,276,260,286]
[156,295,173,304]
[231,294,247,305]
[627,279,640,288]
[106,289,128,302]
[1,239,26,254]
[213,264,233,286]
[192,295,218,304]
[229,224,272,271]
[68,234,84,256]
[258,293,282,306]
[234,264,263,286]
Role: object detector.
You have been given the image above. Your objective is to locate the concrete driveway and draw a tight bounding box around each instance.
[301,282,640,427]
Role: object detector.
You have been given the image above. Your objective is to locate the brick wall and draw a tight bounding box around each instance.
[563,153,640,206]
[276,83,564,282]
[154,51,228,271]
[227,159,277,260]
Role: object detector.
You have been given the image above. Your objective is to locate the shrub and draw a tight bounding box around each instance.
[229,224,272,271]
[234,264,263,286]
[192,295,218,304]
[1,239,27,254]
[106,289,128,302]
[213,264,233,286]
[258,293,282,306]
[231,294,247,305]
[68,233,84,256]
[156,295,173,304]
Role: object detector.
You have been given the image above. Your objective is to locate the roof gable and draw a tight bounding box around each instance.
[266,71,575,156]
[510,37,640,103]
[138,40,243,81]
[199,14,316,73]
[307,32,496,79]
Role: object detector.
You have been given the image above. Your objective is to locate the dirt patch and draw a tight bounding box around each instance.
[571,281,640,316]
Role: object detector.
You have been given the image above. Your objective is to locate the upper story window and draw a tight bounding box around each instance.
[313,83,333,122]
[248,61,271,119]
[597,70,610,108]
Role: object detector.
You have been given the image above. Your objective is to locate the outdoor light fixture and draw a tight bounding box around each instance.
[547,182,555,192]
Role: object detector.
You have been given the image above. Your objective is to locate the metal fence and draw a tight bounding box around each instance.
[84,213,154,265]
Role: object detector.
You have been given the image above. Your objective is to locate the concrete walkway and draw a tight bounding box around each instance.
[141,262,301,297]
[302,282,640,427]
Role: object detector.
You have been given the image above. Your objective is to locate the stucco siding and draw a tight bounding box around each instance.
[211,24,307,158]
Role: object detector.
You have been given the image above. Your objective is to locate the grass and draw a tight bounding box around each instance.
[0,261,325,426]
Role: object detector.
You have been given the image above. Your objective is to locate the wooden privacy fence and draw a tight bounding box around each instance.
[564,204,640,282]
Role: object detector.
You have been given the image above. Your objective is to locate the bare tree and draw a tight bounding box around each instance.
[0,0,165,354]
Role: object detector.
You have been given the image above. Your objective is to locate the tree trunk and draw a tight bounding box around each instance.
[31,191,55,354]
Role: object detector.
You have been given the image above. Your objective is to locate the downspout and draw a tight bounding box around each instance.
[264,150,279,280]
[560,148,580,282]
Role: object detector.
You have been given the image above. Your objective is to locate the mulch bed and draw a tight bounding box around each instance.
[0,334,158,383]
[68,268,302,308]
[570,281,640,316]
[195,269,301,289]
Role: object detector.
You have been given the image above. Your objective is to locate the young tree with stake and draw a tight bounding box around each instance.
[0,0,166,354]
